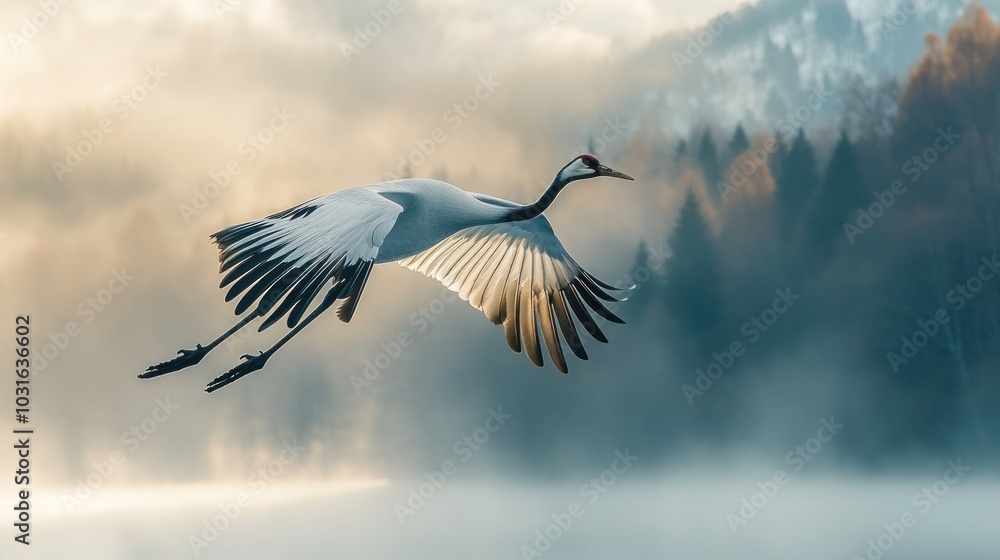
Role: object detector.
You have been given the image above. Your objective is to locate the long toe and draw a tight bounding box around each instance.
[205,352,269,393]
[139,345,209,379]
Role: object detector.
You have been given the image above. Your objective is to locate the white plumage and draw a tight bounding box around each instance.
[140,154,635,392]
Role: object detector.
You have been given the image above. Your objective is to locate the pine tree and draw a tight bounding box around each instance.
[696,130,721,196]
[775,128,819,232]
[807,131,865,258]
[627,240,660,315]
[664,191,721,335]
[674,139,688,163]
[729,123,750,158]
[769,130,789,186]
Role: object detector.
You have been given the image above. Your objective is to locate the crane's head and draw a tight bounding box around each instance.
[556,154,635,184]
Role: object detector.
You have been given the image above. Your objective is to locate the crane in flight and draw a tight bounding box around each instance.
[140,154,636,392]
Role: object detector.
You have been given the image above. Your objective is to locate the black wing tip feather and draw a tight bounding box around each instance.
[336,260,374,323]
[541,287,606,374]
[498,274,626,374]
[266,202,321,221]
[587,273,632,292]
[570,279,626,325]
[211,221,269,247]
[211,218,376,330]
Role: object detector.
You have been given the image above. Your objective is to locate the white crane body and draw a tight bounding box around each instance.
[140,154,636,392]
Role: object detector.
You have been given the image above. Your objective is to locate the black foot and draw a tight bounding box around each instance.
[205,351,270,393]
[139,344,210,379]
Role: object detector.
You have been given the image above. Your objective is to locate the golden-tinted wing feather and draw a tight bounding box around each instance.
[398,216,630,373]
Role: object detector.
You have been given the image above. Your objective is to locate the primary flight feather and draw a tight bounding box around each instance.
[140,154,636,392]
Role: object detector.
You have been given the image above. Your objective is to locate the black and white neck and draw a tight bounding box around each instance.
[506,155,604,222]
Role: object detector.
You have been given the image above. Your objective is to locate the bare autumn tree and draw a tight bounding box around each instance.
[883,246,996,450]
[842,74,900,146]
[874,6,1000,453]
[895,6,1000,363]
[894,6,1000,158]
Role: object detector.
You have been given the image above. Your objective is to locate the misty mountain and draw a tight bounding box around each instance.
[623,0,990,136]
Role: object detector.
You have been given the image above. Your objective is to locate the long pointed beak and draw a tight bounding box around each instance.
[597,165,634,181]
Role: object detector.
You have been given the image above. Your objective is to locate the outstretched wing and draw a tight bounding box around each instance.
[211,188,402,330]
[398,216,631,373]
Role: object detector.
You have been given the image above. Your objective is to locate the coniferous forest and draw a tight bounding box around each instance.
[638,6,1000,464]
